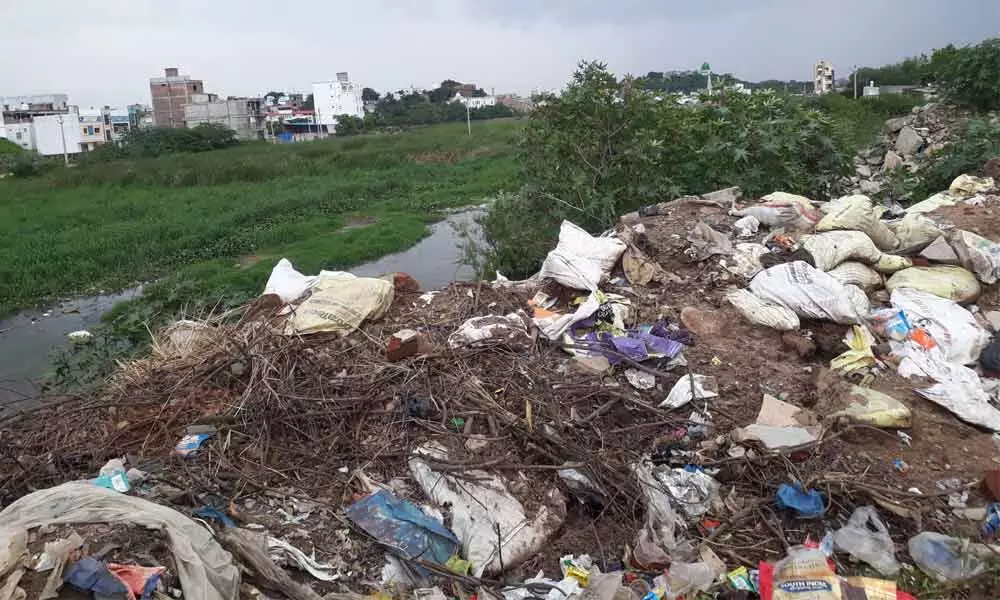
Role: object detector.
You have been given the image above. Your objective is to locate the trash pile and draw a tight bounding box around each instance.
[5,174,1000,599]
[848,102,972,197]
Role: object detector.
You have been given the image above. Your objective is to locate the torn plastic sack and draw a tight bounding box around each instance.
[749,261,863,324]
[534,292,602,341]
[263,258,314,303]
[949,174,995,197]
[726,288,800,331]
[829,387,911,428]
[889,212,943,254]
[448,312,532,349]
[286,273,394,335]
[816,195,898,250]
[730,191,820,230]
[724,243,770,279]
[908,532,985,582]
[899,342,1000,431]
[885,265,981,304]
[826,262,882,290]
[800,230,882,272]
[832,506,900,576]
[409,443,566,576]
[873,254,913,274]
[734,215,760,238]
[776,484,825,518]
[829,325,877,375]
[659,374,718,409]
[686,222,733,261]
[622,246,672,286]
[344,488,459,567]
[947,229,1000,284]
[537,221,626,290]
[890,287,990,365]
[907,191,959,215]
[0,483,239,600]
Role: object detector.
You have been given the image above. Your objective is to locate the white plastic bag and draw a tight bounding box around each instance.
[660,374,718,409]
[826,262,882,290]
[726,288,800,330]
[409,443,565,576]
[801,230,883,272]
[948,230,1000,284]
[448,312,532,349]
[733,215,760,238]
[724,243,769,279]
[538,221,626,290]
[749,262,863,324]
[263,258,315,302]
[885,265,981,304]
[891,288,989,365]
[833,506,900,576]
[730,192,820,230]
[816,195,898,250]
[908,532,986,582]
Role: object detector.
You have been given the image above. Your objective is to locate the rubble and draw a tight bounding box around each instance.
[7,175,1000,599]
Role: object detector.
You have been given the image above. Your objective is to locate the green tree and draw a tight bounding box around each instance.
[334,115,366,136]
[931,38,1000,111]
[362,87,380,103]
[301,94,314,110]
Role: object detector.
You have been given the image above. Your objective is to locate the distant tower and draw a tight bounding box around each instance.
[813,60,835,95]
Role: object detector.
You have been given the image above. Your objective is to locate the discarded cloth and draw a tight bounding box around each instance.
[106,564,166,600]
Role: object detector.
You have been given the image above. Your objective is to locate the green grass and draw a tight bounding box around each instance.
[0,120,520,319]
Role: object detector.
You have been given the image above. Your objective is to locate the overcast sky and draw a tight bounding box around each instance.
[2,0,997,107]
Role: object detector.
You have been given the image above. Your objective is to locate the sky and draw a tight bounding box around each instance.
[2,0,998,107]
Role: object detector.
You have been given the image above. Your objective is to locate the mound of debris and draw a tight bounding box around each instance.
[849,102,973,197]
[4,176,1000,600]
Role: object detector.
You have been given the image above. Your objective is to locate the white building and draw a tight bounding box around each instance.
[79,108,105,151]
[3,122,34,150]
[312,72,364,130]
[33,113,82,157]
[813,60,835,95]
[450,93,497,109]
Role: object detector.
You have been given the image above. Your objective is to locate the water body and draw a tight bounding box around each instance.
[0,287,142,407]
[0,209,483,406]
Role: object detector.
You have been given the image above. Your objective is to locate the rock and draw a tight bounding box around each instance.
[680,306,724,338]
[390,272,421,293]
[920,236,960,264]
[884,117,908,134]
[895,126,923,156]
[985,311,1000,332]
[983,157,1000,180]
[386,328,433,362]
[859,179,882,195]
[570,355,611,376]
[883,150,903,171]
[856,165,872,178]
[866,154,884,166]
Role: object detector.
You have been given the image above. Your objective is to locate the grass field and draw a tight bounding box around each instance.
[0,120,521,321]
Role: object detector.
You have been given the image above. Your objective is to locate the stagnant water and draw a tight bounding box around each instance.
[0,209,482,407]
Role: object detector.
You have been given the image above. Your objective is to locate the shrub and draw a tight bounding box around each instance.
[931,38,1000,112]
[477,61,854,278]
[87,123,239,161]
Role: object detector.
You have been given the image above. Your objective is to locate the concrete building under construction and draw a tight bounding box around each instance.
[149,67,204,128]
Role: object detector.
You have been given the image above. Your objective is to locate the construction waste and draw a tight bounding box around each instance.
[5,171,1000,600]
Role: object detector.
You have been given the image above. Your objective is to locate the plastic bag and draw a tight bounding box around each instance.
[815,195,898,250]
[538,221,626,290]
[666,561,715,597]
[734,215,761,238]
[749,262,863,324]
[632,463,690,564]
[448,312,532,349]
[888,212,942,254]
[826,262,882,290]
[686,222,733,261]
[660,374,718,409]
[801,230,882,272]
[726,289,800,330]
[286,273,394,335]
[263,258,315,302]
[890,288,989,365]
[762,546,838,599]
[725,243,769,278]
[947,229,1000,284]
[832,506,900,576]
[829,387,912,428]
[731,192,820,230]
[885,266,981,304]
[907,532,985,582]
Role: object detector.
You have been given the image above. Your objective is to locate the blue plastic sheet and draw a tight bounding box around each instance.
[776,483,825,518]
[193,505,236,528]
[64,557,129,597]
[344,488,460,565]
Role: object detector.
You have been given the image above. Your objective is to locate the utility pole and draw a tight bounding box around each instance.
[853,65,859,99]
[466,102,471,137]
[56,115,69,165]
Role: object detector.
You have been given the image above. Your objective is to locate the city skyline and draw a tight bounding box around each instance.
[2,0,998,107]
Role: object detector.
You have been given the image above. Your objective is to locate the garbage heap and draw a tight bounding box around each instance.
[848,102,976,198]
[4,173,1000,600]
